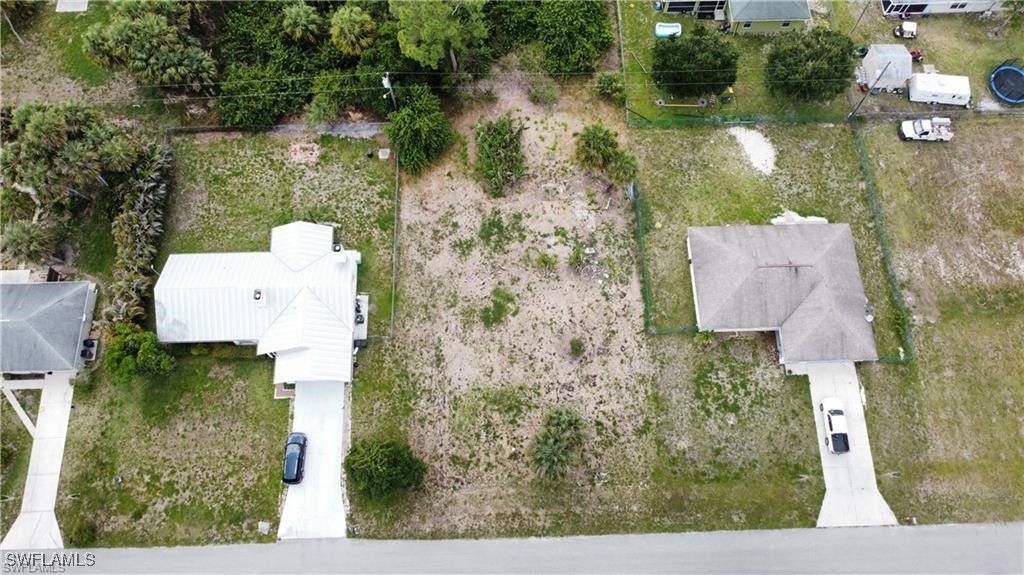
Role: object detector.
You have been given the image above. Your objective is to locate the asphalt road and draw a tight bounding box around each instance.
[22,522,1021,575]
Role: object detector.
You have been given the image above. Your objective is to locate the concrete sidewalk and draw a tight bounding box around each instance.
[1,374,75,549]
[793,362,898,528]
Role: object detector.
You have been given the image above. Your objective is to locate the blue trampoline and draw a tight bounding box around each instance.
[990,59,1024,104]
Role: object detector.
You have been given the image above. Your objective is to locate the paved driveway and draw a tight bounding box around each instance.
[277,381,347,539]
[794,362,897,527]
[1,374,74,549]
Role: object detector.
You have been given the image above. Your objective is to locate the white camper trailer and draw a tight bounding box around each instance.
[908,73,971,107]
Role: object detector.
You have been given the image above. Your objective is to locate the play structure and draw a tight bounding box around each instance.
[989,60,1024,105]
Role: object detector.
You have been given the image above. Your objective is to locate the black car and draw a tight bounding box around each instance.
[282,432,307,485]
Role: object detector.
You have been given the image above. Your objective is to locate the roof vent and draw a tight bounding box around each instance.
[254,289,262,301]
[332,243,342,252]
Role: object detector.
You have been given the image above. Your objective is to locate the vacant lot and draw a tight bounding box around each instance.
[633,123,904,356]
[619,1,848,123]
[53,132,397,546]
[348,62,822,537]
[858,116,1024,523]
[834,0,1024,112]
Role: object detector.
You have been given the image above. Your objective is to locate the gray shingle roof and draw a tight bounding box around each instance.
[0,281,96,373]
[729,0,812,22]
[688,224,878,363]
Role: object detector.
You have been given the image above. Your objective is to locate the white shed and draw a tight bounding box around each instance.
[858,44,912,92]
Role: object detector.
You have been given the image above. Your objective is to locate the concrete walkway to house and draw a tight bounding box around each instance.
[1,374,75,549]
[277,381,347,540]
[791,362,898,528]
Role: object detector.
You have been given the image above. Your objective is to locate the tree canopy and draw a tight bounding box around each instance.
[388,0,487,74]
[83,0,215,92]
[652,25,739,97]
[282,1,323,44]
[535,0,612,75]
[330,5,377,57]
[764,29,855,101]
[344,437,426,500]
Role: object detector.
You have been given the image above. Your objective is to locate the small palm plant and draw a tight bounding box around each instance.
[0,219,56,265]
[282,2,323,43]
[531,407,585,479]
[330,5,377,57]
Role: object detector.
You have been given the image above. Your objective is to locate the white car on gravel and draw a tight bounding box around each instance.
[820,397,850,454]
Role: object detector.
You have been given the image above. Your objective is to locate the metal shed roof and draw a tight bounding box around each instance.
[0,280,96,373]
[861,44,913,90]
[688,224,878,363]
[154,222,360,384]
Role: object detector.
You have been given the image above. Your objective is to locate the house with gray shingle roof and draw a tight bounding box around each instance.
[687,223,878,365]
[1,278,97,374]
[728,0,812,35]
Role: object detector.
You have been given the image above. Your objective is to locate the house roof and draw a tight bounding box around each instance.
[861,44,913,87]
[154,222,361,384]
[729,0,811,22]
[0,280,96,373]
[688,224,878,363]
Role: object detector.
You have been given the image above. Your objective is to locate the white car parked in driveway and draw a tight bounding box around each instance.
[819,397,850,454]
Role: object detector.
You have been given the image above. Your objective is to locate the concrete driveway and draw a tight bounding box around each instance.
[1,374,74,549]
[794,362,897,527]
[277,381,348,539]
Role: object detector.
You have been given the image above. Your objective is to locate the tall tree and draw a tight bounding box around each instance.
[282,1,323,43]
[535,0,612,75]
[764,29,854,101]
[387,0,487,74]
[330,5,377,56]
[652,25,739,97]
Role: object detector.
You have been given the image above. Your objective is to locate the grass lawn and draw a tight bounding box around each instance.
[633,123,904,356]
[0,5,112,86]
[856,116,1024,523]
[1,393,36,538]
[619,1,850,123]
[834,0,1024,112]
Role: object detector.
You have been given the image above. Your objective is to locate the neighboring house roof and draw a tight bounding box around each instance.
[729,0,811,21]
[155,222,361,384]
[860,44,913,88]
[688,224,878,363]
[0,280,96,373]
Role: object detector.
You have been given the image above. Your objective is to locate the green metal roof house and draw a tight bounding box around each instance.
[728,0,812,34]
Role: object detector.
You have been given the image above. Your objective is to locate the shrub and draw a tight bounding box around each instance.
[535,0,612,75]
[606,149,638,185]
[103,323,176,385]
[528,74,559,106]
[475,114,526,197]
[282,1,323,43]
[83,1,215,92]
[103,146,171,326]
[216,63,298,129]
[575,124,619,169]
[485,0,539,55]
[531,407,585,478]
[569,337,585,357]
[306,70,359,126]
[0,220,56,265]
[764,29,855,101]
[480,287,517,327]
[330,5,377,56]
[652,25,739,98]
[596,72,626,105]
[385,85,455,174]
[344,437,426,500]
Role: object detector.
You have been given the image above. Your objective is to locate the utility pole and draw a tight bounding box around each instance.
[382,73,398,111]
[849,60,891,119]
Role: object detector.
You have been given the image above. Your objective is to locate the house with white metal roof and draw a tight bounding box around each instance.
[687,222,878,366]
[154,221,366,385]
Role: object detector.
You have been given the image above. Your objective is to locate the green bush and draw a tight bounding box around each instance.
[0,220,56,266]
[652,25,739,98]
[569,337,585,357]
[385,85,455,174]
[531,407,585,479]
[606,149,638,185]
[596,72,626,105]
[475,114,526,197]
[306,70,359,126]
[216,63,299,129]
[344,437,426,500]
[535,0,612,75]
[103,323,176,385]
[485,0,539,55]
[480,287,517,327]
[83,1,215,92]
[536,252,558,273]
[764,29,855,101]
[575,123,637,185]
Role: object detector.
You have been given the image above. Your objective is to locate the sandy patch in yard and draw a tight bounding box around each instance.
[728,127,776,175]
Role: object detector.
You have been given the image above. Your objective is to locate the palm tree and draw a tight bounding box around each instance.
[0,219,55,265]
[330,5,376,57]
[282,1,323,44]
